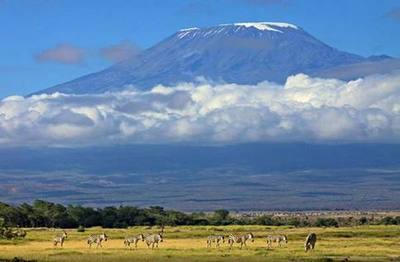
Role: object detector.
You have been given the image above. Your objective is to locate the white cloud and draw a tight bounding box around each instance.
[1,73,400,147]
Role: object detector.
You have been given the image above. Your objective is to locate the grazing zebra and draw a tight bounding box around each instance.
[228,233,254,249]
[144,233,163,249]
[13,229,27,238]
[304,233,317,252]
[87,233,108,248]
[206,235,225,248]
[266,235,288,248]
[124,234,145,248]
[53,230,68,247]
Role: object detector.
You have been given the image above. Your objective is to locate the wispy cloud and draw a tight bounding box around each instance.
[386,7,400,21]
[1,73,400,147]
[35,43,86,65]
[100,41,141,63]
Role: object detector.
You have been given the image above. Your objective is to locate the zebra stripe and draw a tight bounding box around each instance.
[206,235,225,248]
[228,233,254,249]
[124,234,144,248]
[266,235,288,248]
[87,233,108,248]
[144,233,163,249]
[53,230,68,247]
[305,233,317,252]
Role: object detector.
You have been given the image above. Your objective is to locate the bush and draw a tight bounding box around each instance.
[358,217,368,225]
[77,225,85,232]
[314,218,339,227]
[380,216,397,225]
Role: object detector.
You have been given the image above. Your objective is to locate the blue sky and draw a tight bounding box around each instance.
[0,0,399,98]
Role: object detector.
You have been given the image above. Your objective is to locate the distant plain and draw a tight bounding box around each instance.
[1,143,400,211]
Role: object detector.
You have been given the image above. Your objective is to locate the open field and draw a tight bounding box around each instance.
[1,225,400,261]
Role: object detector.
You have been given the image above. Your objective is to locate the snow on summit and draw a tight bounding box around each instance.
[230,22,299,32]
[177,22,299,38]
[176,22,299,39]
[179,27,199,32]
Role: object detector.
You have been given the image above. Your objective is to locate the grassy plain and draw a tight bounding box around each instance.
[0,225,399,262]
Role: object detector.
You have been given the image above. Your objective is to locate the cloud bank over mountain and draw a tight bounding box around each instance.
[1,73,400,147]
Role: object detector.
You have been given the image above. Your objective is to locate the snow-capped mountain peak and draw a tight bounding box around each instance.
[226,22,299,32]
[179,27,200,31]
[34,22,396,95]
[177,22,299,38]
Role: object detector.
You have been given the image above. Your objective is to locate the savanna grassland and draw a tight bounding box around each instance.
[1,225,400,262]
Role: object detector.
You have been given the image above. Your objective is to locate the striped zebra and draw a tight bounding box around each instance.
[266,235,288,248]
[144,233,163,249]
[124,234,145,248]
[228,233,254,249]
[206,235,225,248]
[53,230,67,247]
[304,233,317,252]
[87,233,108,248]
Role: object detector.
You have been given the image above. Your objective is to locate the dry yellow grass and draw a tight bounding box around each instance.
[0,225,399,261]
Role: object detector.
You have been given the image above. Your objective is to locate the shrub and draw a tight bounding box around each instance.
[77,225,85,232]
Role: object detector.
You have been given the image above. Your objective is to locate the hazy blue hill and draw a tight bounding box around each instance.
[1,143,400,210]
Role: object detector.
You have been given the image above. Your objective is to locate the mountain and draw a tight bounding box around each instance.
[36,22,398,95]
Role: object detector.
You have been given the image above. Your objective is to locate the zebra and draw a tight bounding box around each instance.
[304,233,317,252]
[144,233,163,249]
[124,234,145,249]
[87,233,108,248]
[228,233,254,249]
[266,235,288,248]
[206,235,225,248]
[53,230,68,247]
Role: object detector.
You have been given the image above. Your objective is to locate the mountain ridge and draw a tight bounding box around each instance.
[34,22,398,95]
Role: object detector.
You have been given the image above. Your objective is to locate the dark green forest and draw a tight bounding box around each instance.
[1,200,400,229]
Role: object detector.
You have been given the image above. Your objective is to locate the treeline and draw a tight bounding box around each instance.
[1,200,400,228]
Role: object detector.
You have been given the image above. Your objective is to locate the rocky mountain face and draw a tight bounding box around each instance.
[36,22,396,95]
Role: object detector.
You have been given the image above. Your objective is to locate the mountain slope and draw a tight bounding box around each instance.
[36,22,394,95]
